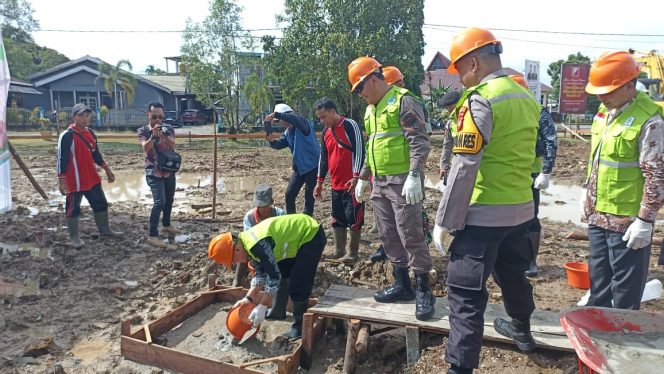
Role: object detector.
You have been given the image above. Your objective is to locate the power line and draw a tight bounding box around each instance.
[423,23,664,38]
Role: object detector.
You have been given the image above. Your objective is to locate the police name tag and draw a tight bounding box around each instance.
[623,116,635,128]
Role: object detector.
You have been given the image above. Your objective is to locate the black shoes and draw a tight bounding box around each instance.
[493,318,537,352]
[374,266,415,302]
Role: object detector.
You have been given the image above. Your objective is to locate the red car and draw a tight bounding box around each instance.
[181,109,207,126]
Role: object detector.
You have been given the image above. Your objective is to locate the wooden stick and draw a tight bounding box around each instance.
[143,324,152,344]
[355,323,370,354]
[208,274,217,290]
[202,287,244,295]
[300,313,316,370]
[239,354,290,368]
[121,320,131,336]
[212,111,218,219]
[343,319,361,374]
[7,141,48,200]
[559,123,588,143]
[369,326,396,336]
[565,230,663,246]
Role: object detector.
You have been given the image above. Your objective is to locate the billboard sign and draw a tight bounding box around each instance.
[559,63,590,114]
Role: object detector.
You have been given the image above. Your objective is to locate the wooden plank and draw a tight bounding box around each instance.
[144,324,152,344]
[291,316,330,372]
[405,326,420,366]
[240,355,290,368]
[208,274,217,289]
[121,336,266,374]
[311,285,572,352]
[131,292,216,340]
[344,319,361,374]
[355,324,370,353]
[300,313,316,370]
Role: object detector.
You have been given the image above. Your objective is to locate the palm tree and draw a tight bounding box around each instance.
[243,72,274,125]
[97,59,136,109]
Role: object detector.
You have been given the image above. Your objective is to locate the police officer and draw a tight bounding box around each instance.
[581,51,664,310]
[511,75,558,278]
[348,57,435,321]
[208,214,326,338]
[431,28,540,374]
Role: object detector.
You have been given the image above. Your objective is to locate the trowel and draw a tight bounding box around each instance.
[238,325,258,344]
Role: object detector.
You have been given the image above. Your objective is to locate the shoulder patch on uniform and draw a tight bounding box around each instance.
[388,97,396,105]
[624,116,635,128]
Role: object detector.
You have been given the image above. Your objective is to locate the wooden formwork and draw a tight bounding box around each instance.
[120,275,329,374]
[301,285,574,373]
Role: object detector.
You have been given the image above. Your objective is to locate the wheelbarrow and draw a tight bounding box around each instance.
[560,307,664,374]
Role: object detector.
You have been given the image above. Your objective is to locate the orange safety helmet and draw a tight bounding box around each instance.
[448,27,502,73]
[585,51,640,95]
[208,232,234,268]
[383,66,405,85]
[510,74,529,89]
[348,56,382,92]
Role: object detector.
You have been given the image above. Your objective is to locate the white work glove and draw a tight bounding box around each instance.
[355,178,370,203]
[249,304,268,327]
[533,173,551,190]
[233,297,251,309]
[622,218,653,249]
[579,188,587,217]
[433,225,448,256]
[401,175,423,205]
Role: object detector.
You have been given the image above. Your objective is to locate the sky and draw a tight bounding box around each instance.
[27,0,664,85]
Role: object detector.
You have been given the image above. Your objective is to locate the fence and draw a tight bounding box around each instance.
[6,107,149,131]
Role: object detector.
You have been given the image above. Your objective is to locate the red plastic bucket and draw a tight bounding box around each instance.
[564,262,590,289]
[226,302,260,340]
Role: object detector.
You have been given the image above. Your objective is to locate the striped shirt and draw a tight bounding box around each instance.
[317,117,364,190]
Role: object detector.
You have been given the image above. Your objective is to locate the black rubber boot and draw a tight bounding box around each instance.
[374,266,415,302]
[524,232,540,278]
[66,217,84,248]
[266,278,290,320]
[493,318,537,352]
[415,273,436,321]
[448,364,473,374]
[283,301,307,339]
[94,211,123,238]
[369,245,387,263]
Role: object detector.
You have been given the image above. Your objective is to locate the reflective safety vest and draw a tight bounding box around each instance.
[589,91,662,216]
[238,214,320,261]
[452,76,539,205]
[364,86,412,176]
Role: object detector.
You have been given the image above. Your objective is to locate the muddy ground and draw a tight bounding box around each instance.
[1,136,664,373]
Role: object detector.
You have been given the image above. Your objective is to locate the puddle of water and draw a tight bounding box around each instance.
[423,176,585,225]
[71,339,111,363]
[538,181,585,226]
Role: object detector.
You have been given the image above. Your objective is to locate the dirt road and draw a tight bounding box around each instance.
[1,136,662,373]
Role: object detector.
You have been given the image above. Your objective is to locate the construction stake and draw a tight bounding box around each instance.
[8,141,48,200]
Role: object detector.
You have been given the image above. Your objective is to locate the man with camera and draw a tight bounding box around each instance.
[138,101,179,248]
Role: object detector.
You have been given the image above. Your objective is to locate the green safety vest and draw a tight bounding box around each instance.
[452,76,539,205]
[364,86,412,176]
[588,91,662,216]
[238,214,320,261]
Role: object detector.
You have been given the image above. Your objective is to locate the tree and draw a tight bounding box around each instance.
[97,59,137,109]
[547,52,600,114]
[145,64,167,76]
[243,71,274,123]
[181,0,255,134]
[1,0,39,42]
[263,0,425,122]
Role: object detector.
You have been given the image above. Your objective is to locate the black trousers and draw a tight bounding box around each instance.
[277,226,326,302]
[146,174,176,237]
[587,225,650,310]
[445,222,535,369]
[331,189,365,231]
[285,168,317,216]
[65,183,108,218]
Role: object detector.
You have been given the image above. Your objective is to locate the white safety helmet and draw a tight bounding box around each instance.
[274,103,293,113]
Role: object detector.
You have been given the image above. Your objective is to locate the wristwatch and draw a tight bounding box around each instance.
[409,170,421,178]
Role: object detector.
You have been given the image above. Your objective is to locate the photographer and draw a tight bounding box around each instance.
[138,101,178,248]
